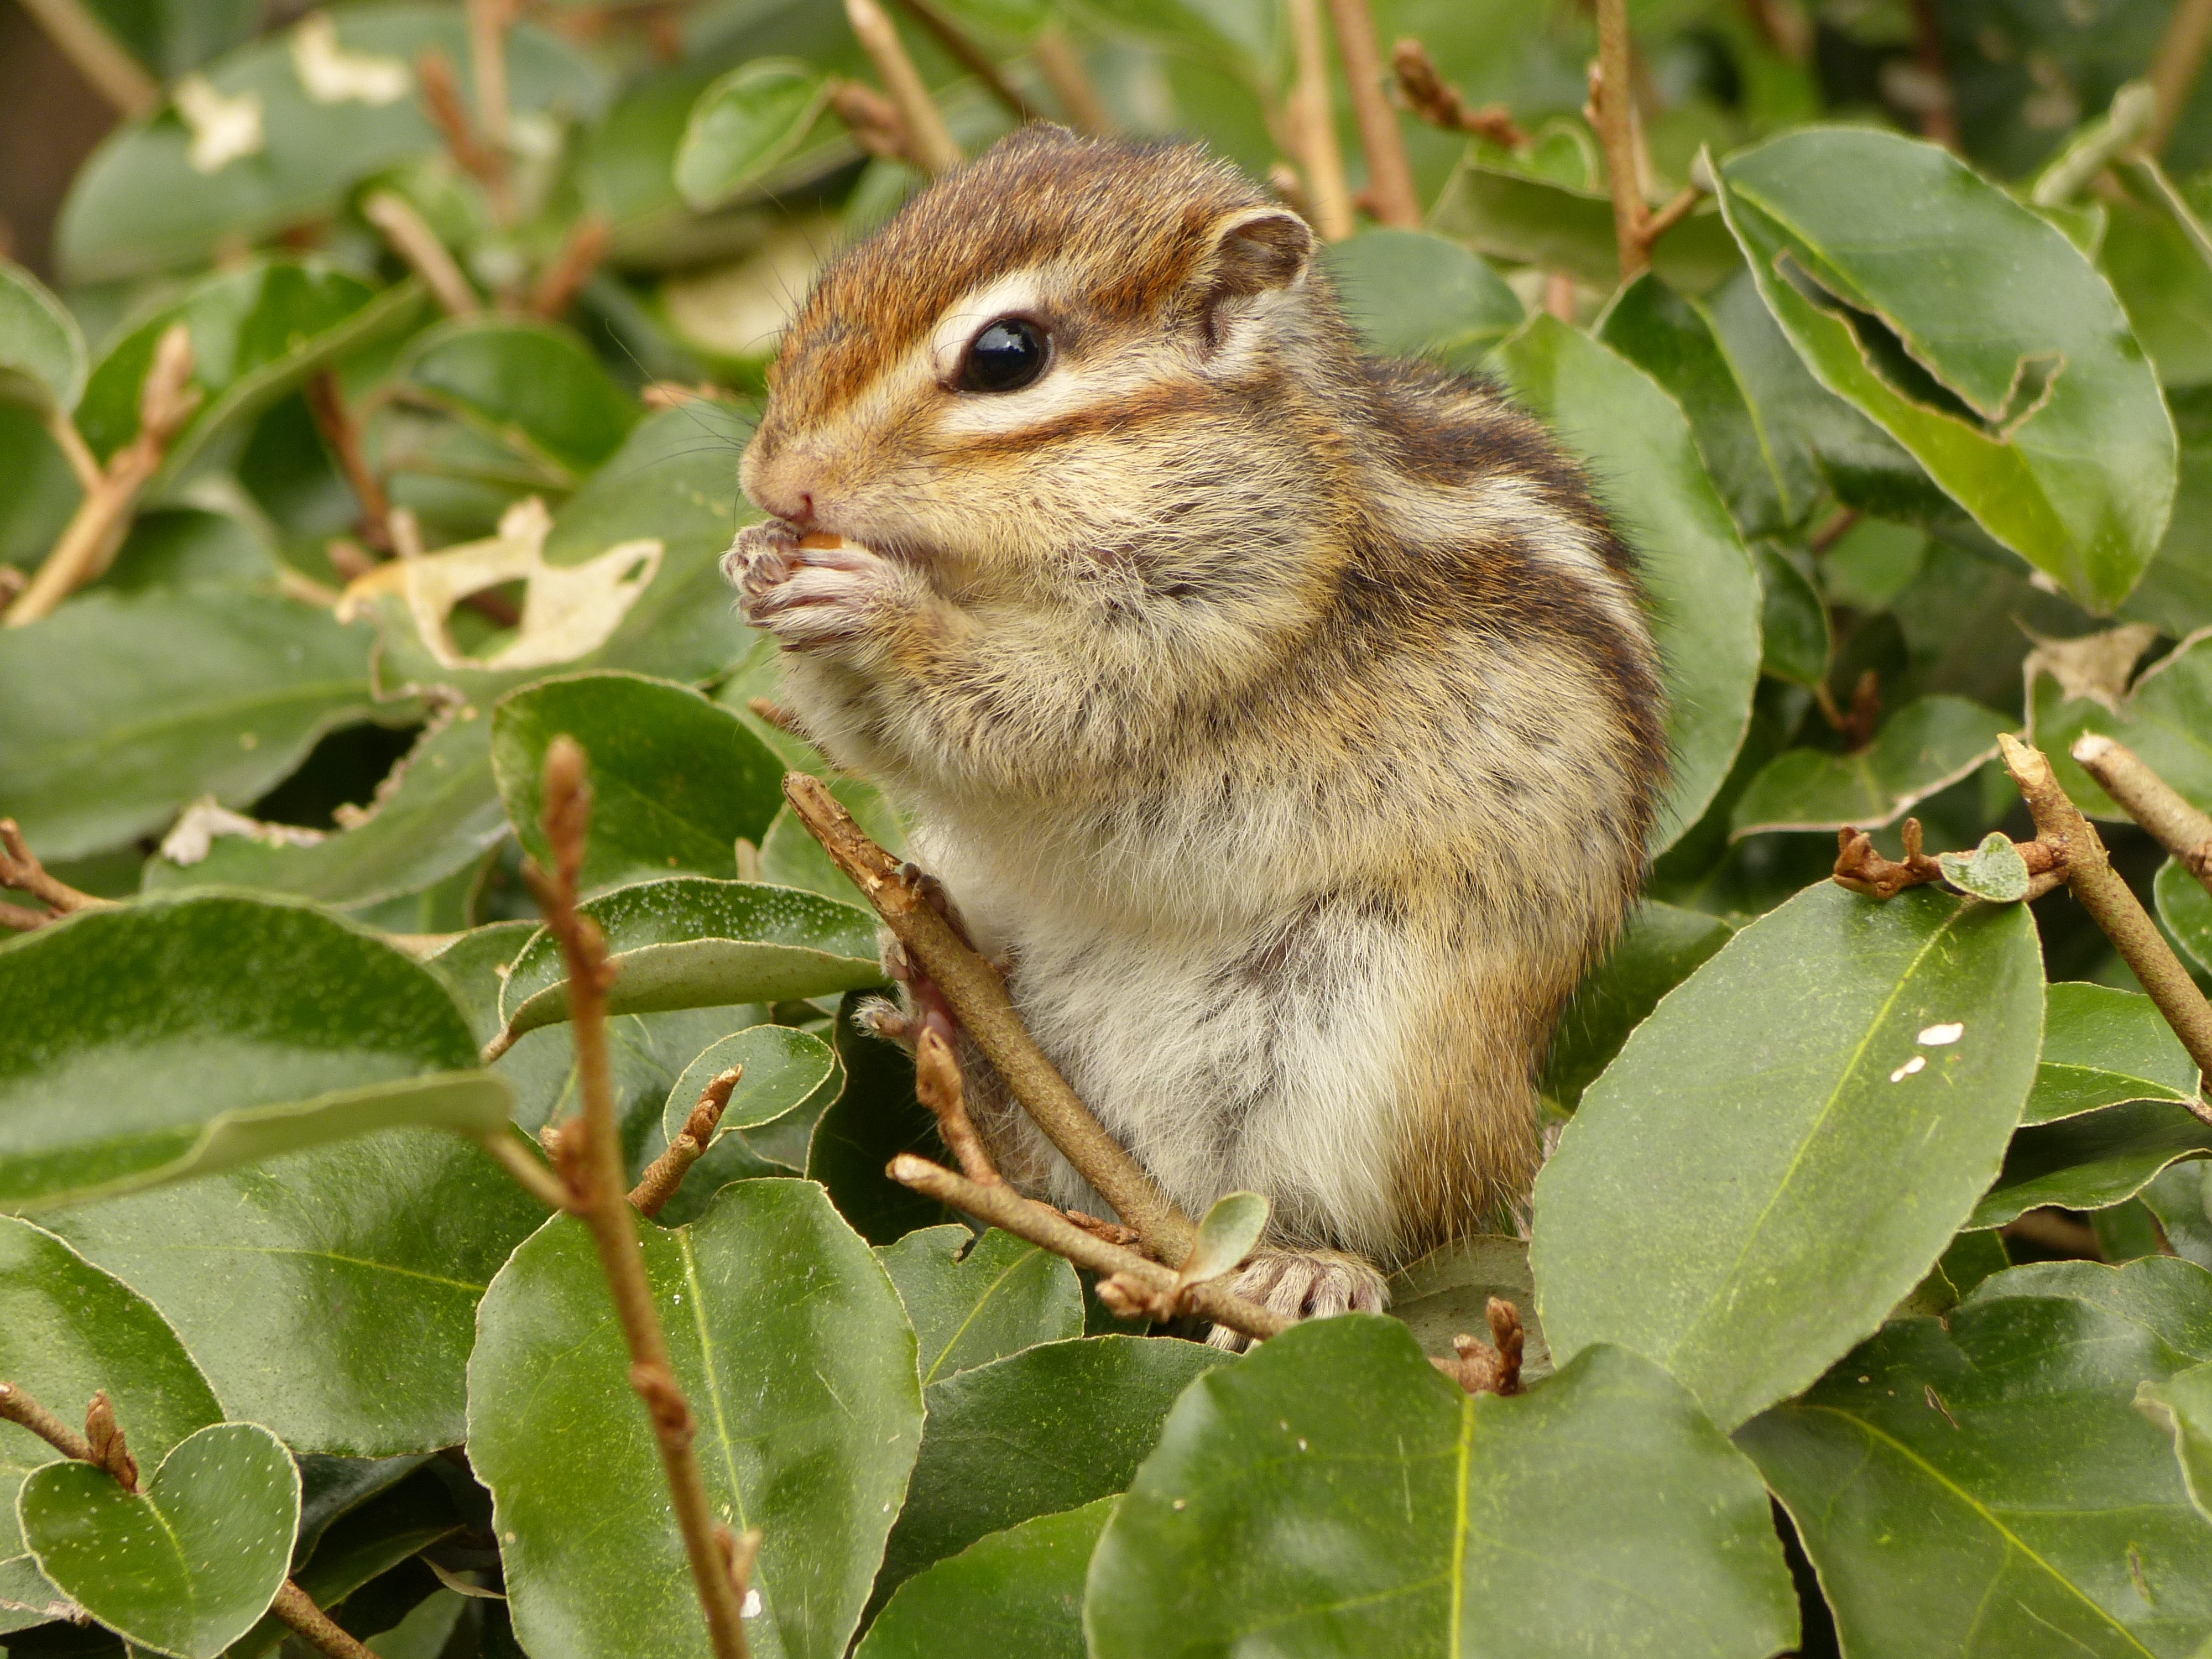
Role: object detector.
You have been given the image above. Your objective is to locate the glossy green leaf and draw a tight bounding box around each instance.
[1716,129,2176,612]
[492,672,785,891]
[662,1024,840,1137]
[0,404,81,572]
[1533,881,2043,1430]
[0,1218,222,1572]
[1741,1260,2212,1658]
[2027,982,2200,1125]
[0,894,509,1209]
[497,877,883,1040]
[1087,1319,1796,1658]
[2103,196,2212,390]
[1177,1192,1268,1287]
[2158,859,2212,977]
[1600,273,1813,538]
[2033,633,2212,820]
[76,260,427,493]
[0,260,87,414]
[0,1554,72,1631]
[1432,157,1742,293]
[469,1179,923,1659]
[1324,229,1522,366]
[808,995,950,1245]
[2140,1360,2212,1524]
[878,1335,1232,1603]
[142,714,506,912]
[1491,315,1762,851]
[855,1498,1111,1659]
[1755,542,1831,687]
[2122,388,2212,638]
[676,60,834,212]
[21,1422,298,1659]
[1542,900,1734,1112]
[1968,1100,2212,1227]
[1384,1233,1551,1376]
[1938,831,2031,902]
[49,1125,545,1455]
[57,5,608,282]
[1728,696,2010,837]
[397,320,639,482]
[0,589,380,862]
[875,1224,1085,1387]
[2145,1163,2212,1270]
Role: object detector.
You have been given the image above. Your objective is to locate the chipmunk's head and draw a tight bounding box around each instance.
[739,126,1354,598]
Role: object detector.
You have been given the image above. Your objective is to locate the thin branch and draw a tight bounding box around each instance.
[2150,0,2212,154]
[305,372,392,552]
[1905,0,1961,152]
[476,1129,575,1211]
[527,738,752,1657]
[1592,0,1648,279]
[887,0,1041,122]
[0,818,118,927]
[1391,39,1527,148]
[1032,25,1114,134]
[630,1066,743,1219]
[1288,0,1356,241]
[1641,182,1702,243]
[2001,734,2212,1120]
[530,216,610,320]
[846,0,962,175]
[890,1155,1288,1343]
[12,0,158,116]
[467,0,513,154]
[0,1380,96,1463]
[6,325,200,626]
[913,1027,1001,1186]
[363,192,481,317]
[2002,1206,2101,1259]
[415,49,503,189]
[786,773,1198,1263]
[2073,734,2212,891]
[1324,0,1421,227]
[268,1583,379,1659]
[1832,817,2066,902]
[826,79,913,162]
[1432,1298,1524,1396]
[44,410,101,493]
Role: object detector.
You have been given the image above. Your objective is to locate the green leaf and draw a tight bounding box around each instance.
[2140,1360,2212,1524]
[493,672,785,891]
[1715,128,2176,613]
[676,60,834,213]
[49,1125,545,1455]
[497,878,884,1041]
[56,4,609,282]
[1087,1319,1797,1658]
[1599,273,1813,538]
[1740,1261,2212,1658]
[1938,831,2031,902]
[1384,1233,1551,1375]
[808,995,949,1245]
[0,1218,222,1571]
[2159,860,2212,977]
[469,1179,923,1659]
[664,1024,841,1143]
[2122,388,2212,638]
[1323,229,1522,366]
[1177,1192,1269,1287]
[76,260,428,492]
[143,713,506,912]
[0,589,382,862]
[397,319,639,482]
[1754,542,1831,687]
[21,1422,298,1659]
[2103,195,2212,390]
[855,1498,1111,1659]
[1491,315,1762,851]
[878,1336,1232,1604]
[0,894,510,1210]
[2033,633,2212,820]
[1542,900,1734,1113]
[1968,1101,2212,1227]
[1728,696,2010,837]
[1532,881,2044,1430]
[2028,982,2201,1125]
[1432,158,1743,294]
[0,260,87,414]
[875,1225,1085,1387]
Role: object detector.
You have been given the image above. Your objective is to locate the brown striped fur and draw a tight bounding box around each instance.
[727,128,1666,1319]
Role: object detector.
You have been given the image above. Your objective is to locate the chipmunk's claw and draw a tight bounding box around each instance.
[1206,1250,1389,1352]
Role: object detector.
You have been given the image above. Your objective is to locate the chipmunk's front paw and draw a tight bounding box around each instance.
[726,523,902,652]
[1206,1249,1389,1353]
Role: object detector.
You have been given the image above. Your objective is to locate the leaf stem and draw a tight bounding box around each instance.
[784,773,1198,1263]
[529,738,753,1658]
[2001,734,2212,1121]
[1324,0,1420,227]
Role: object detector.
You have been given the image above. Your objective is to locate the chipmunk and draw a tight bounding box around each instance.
[725,127,1666,1335]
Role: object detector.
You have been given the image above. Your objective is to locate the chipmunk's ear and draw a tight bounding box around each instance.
[1196,206,1315,300]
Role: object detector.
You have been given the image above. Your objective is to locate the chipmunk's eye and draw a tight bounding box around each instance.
[959,317,1047,393]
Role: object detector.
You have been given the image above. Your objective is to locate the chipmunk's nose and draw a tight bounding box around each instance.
[747,451,826,531]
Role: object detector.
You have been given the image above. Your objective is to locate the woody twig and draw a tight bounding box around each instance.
[1588,0,1702,280]
[1391,39,1526,149]
[1287,0,1355,241]
[1831,817,2067,904]
[913,1026,1001,1186]
[6,325,200,627]
[785,772,1198,1264]
[887,0,1041,122]
[519,738,753,1657]
[1324,0,1421,227]
[0,818,116,932]
[531,215,611,320]
[630,1065,744,1219]
[2072,735,2212,892]
[305,372,392,552]
[1032,25,1114,134]
[363,192,480,316]
[1432,1298,1525,1396]
[0,1382,377,1659]
[846,0,961,175]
